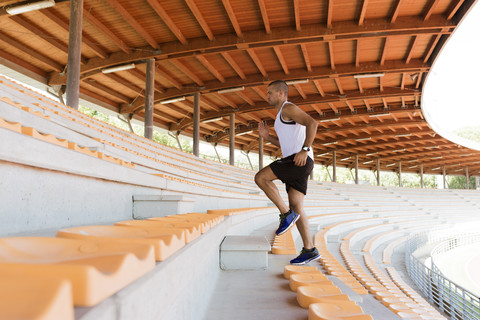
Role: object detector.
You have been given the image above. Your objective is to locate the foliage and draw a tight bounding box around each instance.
[453,125,480,143]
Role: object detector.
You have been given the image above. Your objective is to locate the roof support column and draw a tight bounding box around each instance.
[476,176,479,190]
[144,58,155,140]
[442,166,446,189]
[398,161,402,187]
[229,113,235,166]
[65,0,83,110]
[258,135,264,170]
[332,151,337,182]
[354,154,359,184]
[193,92,200,157]
[376,158,381,186]
[466,166,469,189]
[420,163,424,188]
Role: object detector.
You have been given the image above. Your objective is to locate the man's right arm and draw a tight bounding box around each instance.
[258,121,280,147]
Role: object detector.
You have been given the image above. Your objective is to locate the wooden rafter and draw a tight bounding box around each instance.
[40,9,107,59]
[327,0,333,28]
[196,55,225,83]
[169,59,204,86]
[155,64,183,90]
[294,0,301,31]
[273,46,289,74]
[359,0,368,26]
[446,0,466,20]
[222,0,242,38]
[390,0,405,23]
[246,49,267,77]
[147,0,187,45]
[424,0,441,21]
[300,44,312,72]
[221,52,246,79]
[355,39,360,67]
[328,41,335,70]
[104,0,159,49]
[83,8,130,54]
[380,37,389,65]
[257,0,271,34]
[405,36,419,64]
[313,80,325,97]
[0,31,63,72]
[185,0,214,41]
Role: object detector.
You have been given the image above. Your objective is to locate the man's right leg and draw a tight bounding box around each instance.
[254,166,289,214]
[255,166,299,235]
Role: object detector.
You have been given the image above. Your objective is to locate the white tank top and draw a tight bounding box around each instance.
[274,101,314,160]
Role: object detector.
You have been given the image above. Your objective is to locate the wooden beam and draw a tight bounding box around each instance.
[0,31,63,72]
[359,0,368,26]
[327,0,333,28]
[222,0,242,38]
[334,77,344,95]
[273,46,289,74]
[380,37,389,65]
[40,9,107,59]
[9,16,85,63]
[49,16,453,84]
[357,78,364,93]
[328,41,335,70]
[196,55,225,82]
[300,44,312,72]
[405,36,419,64]
[446,0,465,20]
[355,39,361,67]
[155,64,183,90]
[294,0,301,31]
[185,0,214,40]
[121,59,426,113]
[247,48,267,77]
[424,0,441,21]
[221,52,246,79]
[84,79,131,103]
[169,59,204,86]
[313,80,325,97]
[257,0,271,34]
[0,44,48,77]
[104,73,144,95]
[423,34,442,63]
[390,0,405,23]
[83,8,130,54]
[104,0,158,49]
[293,83,306,99]
[147,0,187,45]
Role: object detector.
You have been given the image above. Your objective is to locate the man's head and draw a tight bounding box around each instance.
[267,80,289,107]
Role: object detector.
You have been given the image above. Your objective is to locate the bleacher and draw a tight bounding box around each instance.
[2,75,480,319]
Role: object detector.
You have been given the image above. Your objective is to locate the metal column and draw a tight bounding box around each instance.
[354,154,359,184]
[229,113,235,165]
[398,161,402,187]
[332,151,337,182]
[258,135,264,170]
[420,163,424,188]
[376,158,381,186]
[144,58,155,140]
[193,92,200,157]
[466,167,470,189]
[442,166,446,189]
[65,0,83,109]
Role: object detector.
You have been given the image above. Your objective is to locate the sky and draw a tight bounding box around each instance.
[423,2,480,132]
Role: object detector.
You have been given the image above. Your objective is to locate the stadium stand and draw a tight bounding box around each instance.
[3,76,480,319]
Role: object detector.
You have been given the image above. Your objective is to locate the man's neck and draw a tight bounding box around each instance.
[275,99,287,111]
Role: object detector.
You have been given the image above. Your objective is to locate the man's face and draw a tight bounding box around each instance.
[267,86,282,106]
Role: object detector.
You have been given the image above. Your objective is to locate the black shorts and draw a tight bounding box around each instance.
[269,153,314,195]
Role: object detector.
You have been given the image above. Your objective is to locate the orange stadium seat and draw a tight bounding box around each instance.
[56,225,185,261]
[0,237,155,306]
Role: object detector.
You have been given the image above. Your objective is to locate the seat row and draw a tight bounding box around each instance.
[284,265,373,320]
[0,213,223,319]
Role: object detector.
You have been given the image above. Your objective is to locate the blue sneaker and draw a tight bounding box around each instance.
[275,209,300,236]
[290,247,321,265]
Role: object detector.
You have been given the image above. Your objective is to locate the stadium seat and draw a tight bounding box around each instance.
[114,220,201,243]
[0,237,155,306]
[57,225,185,261]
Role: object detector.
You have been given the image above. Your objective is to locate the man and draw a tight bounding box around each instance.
[255,80,320,265]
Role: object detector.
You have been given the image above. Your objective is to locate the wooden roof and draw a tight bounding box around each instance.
[1,0,479,176]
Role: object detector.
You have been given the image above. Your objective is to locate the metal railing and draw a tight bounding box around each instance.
[405,229,480,320]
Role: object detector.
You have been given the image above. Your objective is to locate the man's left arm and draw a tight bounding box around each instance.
[282,104,318,166]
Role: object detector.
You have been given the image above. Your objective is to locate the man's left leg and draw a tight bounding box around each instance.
[288,187,321,265]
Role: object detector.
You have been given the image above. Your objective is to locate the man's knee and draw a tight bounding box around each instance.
[254,171,264,187]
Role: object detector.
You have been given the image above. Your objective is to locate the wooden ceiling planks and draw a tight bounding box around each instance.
[0,0,479,175]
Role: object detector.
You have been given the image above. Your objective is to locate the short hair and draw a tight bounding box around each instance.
[268,80,289,96]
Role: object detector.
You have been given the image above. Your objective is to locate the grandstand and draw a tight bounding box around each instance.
[1,0,480,320]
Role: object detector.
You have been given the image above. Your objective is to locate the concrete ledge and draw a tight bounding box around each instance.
[133,195,196,218]
[220,235,271,270]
